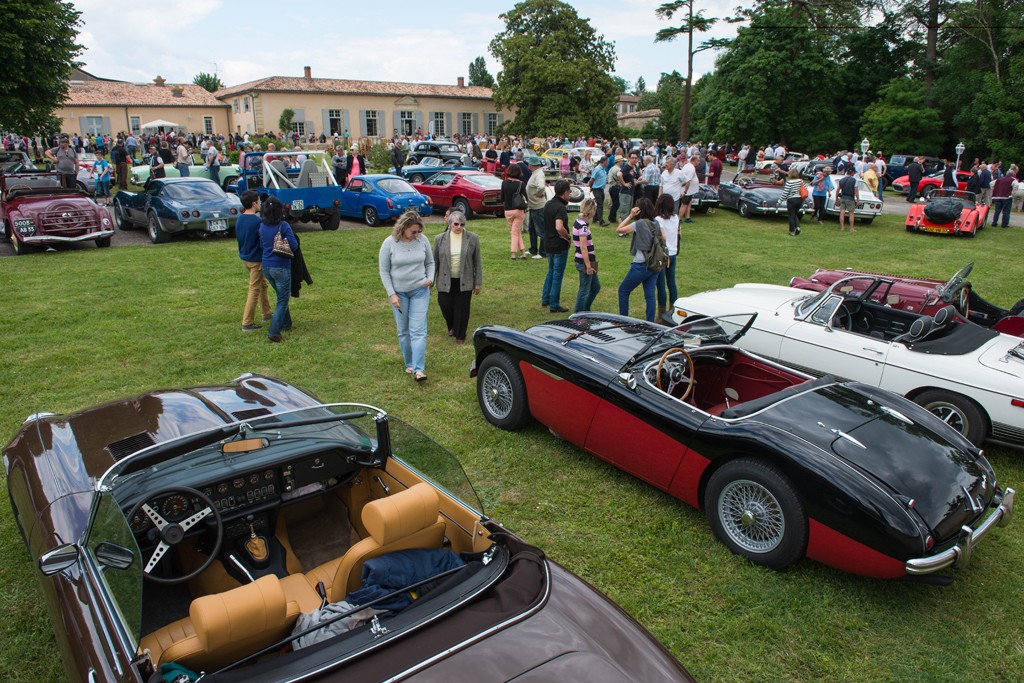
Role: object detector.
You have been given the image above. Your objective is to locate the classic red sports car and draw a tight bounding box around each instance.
[1,170,113,254]
[890,170,972,195]
[411,169,504,219]
[790,262,1024,337]
[905,189,988,237]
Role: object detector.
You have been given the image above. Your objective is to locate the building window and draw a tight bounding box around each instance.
[365,110,378,137]
[204,117,213,134]
[486,113,498,136]
[83,116,104,135]
[432,112,446,136]
[328,109,342,136]
[292,121,305,136]
[244,97,251,112]
[233,98,240,114]
[460,113,473,136]
[399,111,414,136]
[130,116,141,135]
[627,104,636,113]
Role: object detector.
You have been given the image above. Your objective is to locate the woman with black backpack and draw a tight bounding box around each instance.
[615,198,662,322]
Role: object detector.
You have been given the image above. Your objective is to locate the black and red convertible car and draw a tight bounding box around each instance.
[4,375,692,682]
[472,313,1014,579]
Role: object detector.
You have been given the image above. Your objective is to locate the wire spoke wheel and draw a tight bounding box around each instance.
[717,478,785,553]
[481,367,514,420]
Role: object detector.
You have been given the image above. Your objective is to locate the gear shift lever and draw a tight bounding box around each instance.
[244,521,269,563]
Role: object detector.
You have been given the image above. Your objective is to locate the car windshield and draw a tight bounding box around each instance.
[163,182,226,201]
[437,143,461,154]
[376,178,417,195]
[419,157,443,168]
[464,174,502,188]
[626,313,757,367]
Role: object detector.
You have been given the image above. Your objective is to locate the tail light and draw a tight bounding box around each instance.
[180,210,189,218]
[192,210,200,217]
[925,535,934,550]
[333,199,340,207]
[387,199,394,209]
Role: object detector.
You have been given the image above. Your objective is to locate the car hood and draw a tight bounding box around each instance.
[748,381,993,541]
[977,337,1024,377]
[678,284,807,317]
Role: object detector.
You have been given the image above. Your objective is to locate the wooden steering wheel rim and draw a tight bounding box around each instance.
[656,347,695,401]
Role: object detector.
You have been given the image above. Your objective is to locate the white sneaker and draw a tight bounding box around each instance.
[531,254,543,259]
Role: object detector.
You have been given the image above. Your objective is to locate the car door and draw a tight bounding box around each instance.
[340,178,364,216]
[718,182,739,208]
[777,293,888,384]
[424,172,455,208]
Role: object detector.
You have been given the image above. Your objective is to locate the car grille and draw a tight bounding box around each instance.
[106,431,157,460]
[38,208,100,234]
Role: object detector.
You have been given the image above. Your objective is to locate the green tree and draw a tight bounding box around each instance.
[278,108,295,133]
[611,75,630,94]
[192,72,224,93]
[489,0,619,137]
[859,79,944,155]
[0,0,81,135]
[634,76,647,95]
[654,0,730,140]
[467,56,495,88]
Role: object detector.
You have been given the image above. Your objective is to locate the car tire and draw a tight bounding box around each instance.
[410,173,425,183]
[148,212,169,244]
[914,390,988,446]
[738,202,750,218]
[95,237,111,248]
[363,206,380,227]
[319,209,340,231]
[113,203,131,230]
[477,352,531,430]
[705,458,807,569]
[11,234,35,255]
[453,198,473,219]
[221,175,238,191]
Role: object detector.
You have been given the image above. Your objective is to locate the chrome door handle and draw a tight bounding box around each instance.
[862,347,884,355]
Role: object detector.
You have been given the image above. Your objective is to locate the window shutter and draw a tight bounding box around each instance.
[427,111,435,135]
[358,109,365,136]
[498,113,505,127]
[472,113,479,135]
[393,111,400,136]
[78,116,87,136]
[414,111,423,133]
[102,116,112,135]
[342,109,350,135]
[377,110,385,137]
[445,112,452,137]
[322,109,330,136]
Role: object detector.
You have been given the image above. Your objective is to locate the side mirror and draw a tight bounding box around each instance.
[617,372,637,391]
[94,542,135,570]
[39,544,79,576]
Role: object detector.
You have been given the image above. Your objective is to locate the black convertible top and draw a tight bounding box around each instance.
[907,321,999,355]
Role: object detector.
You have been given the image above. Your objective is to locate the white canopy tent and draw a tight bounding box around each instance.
[139,119,182,130]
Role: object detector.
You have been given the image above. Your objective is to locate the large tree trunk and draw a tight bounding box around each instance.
[678,3,694,141]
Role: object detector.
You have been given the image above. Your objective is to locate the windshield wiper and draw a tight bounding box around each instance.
[204,563,469,678]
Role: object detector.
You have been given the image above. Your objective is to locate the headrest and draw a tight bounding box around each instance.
[932,304,956,327]
[362,483,440,545]
[191,575,286,652]
[908,316,933,340]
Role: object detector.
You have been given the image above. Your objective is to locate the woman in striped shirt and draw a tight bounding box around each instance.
[779,167,805,236]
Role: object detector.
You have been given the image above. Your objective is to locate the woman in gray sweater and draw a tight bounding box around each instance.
[379,211,435,381]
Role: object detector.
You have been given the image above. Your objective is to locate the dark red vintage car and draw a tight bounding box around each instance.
[890,170,972,195]
[411,170,504,219]
[790,263,1024,337]
[1,170,113,254]
[905,189,989,237]
[3,374,692,682]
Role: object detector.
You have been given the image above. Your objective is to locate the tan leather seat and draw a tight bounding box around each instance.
[305,483,446,602]
[139,574,303,671]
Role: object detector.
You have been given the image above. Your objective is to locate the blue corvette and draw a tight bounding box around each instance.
[113,177,242,244]
[342,174,432,226]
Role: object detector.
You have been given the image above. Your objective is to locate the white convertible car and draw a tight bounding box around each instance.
[670,277,1024,448]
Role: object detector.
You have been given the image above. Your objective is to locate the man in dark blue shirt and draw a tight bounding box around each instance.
[236,190,272,331]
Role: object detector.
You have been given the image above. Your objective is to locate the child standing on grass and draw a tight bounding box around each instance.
[572,198,600,312]
[90,151,111,205]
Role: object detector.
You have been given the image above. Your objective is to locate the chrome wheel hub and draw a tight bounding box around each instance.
[481,368,513,419]
[718,479,785,553]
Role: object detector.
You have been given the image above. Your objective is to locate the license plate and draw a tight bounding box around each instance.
[207,219,227,232]
[291,199,304,211]
[692,198,701,206]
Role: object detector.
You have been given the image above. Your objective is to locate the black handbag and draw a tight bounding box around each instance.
[510,180,527,210]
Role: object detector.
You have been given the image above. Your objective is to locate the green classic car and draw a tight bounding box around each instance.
[130,154,240,191]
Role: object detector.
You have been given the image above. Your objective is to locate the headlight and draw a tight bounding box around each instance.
[102,218,110,225]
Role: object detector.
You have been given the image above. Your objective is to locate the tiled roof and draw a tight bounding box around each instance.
[216,76,494,100]
[618,94,640,103]
[64,81,228,107]
[618,108,661,122]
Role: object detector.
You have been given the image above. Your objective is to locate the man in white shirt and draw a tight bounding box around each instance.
[679,154,699,223]
[175,138,191,177]
[659,156,686,213]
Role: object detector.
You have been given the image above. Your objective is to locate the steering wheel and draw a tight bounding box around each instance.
[854,309,875,333]
[127,486,223,585]
[938,263,973,305]
[657,347,695,401]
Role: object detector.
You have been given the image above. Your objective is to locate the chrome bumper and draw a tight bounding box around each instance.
[24,229,115,243]
[906,487,1014,575]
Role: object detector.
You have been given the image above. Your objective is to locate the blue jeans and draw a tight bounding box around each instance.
[619,261,658,321]
[264,267,292,337]
[991,197,1012,227]
[541,250,569,310]
[656,254,678,309]
[391,287,429,373]
[574,261,601,312]
[177,162,190,177]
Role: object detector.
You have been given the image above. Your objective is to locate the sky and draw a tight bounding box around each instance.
[73,0,741,92]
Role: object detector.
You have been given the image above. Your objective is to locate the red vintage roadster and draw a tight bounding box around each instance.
[905,189,988,237]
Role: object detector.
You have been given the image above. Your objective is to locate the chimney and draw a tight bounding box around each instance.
[457,77,465,88]
[153,75,166,87]
[170,85,184,97]
[304,66,312,79]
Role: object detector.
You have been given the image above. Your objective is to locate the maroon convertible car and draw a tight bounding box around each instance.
[1,170,113,254]
[3,374,692,682]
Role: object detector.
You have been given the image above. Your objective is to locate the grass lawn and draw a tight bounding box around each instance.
[1,208,1022,681]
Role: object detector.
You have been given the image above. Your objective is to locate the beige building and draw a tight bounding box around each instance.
[55,70,230,137]
[618,108,660,130]
[216,67,511,141]
[616,94,639,115]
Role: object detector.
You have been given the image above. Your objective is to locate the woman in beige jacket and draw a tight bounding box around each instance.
[432,211,483,344]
